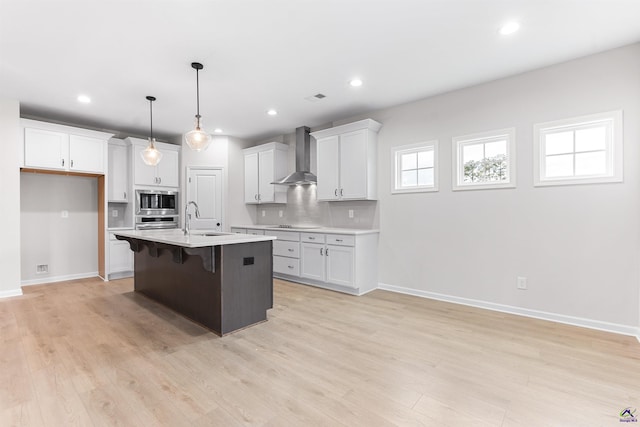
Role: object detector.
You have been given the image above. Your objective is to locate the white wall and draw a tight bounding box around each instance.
[20,173,99,284]
[354,43,640,331]
[0,99,21,296]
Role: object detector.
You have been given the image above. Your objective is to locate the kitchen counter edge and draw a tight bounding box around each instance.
[231,225,379,235]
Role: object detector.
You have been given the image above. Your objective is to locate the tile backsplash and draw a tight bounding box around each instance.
[255,185,378,229]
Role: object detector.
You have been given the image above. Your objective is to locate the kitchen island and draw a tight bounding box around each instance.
[114,229,276,336]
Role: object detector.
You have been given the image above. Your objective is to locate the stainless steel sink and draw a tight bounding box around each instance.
[193,232,232,237]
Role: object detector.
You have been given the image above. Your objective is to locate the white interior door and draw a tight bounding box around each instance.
[187,168,223,231]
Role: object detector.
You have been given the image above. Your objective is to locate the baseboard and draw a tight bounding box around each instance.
[0,288,23,299]
[21,271,99,286]
[378,282,640,338]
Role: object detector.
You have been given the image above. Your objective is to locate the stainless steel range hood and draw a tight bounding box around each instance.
[271,126,317,185]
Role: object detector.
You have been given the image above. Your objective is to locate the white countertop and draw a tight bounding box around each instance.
[113,229,276,248]
[231,225,379,235]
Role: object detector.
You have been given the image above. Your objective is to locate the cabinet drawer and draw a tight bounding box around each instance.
[246,229,265,235]
[269,230,300,241]
[301,232,325,243]
[326,234,355,246]
[274,256,300,276]
[273,240,300,258]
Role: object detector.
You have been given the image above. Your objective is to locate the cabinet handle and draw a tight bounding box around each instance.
[61,159,64,167]
[288,248,294,252]
[326,248,329,256]
[308,236,315,240]
[123,192,126,199]
[258,194,261,201]
[255,194,258,200]
[320,248,323,256]
[336,239,343,242]
[288,265,294,269]
[158,177,161,184]
[71,159,74,168]
[340,188,343,196]
[334,189,338,197]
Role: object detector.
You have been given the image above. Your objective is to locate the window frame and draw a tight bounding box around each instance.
[391,140,439,194]
[533,110,623,187]
[452,127,516,191]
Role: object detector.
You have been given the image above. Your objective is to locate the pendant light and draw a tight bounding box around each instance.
[140,95,163,166]
[184,62,212,151]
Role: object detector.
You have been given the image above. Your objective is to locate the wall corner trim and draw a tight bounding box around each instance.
[378,282,639,338]
[0,288,23,299]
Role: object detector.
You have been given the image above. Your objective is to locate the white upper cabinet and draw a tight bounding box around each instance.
[311,119,382,201]
[108,139,129,202]
[243,142,288,204]
[129,138,180,188]
[21,119,112,174]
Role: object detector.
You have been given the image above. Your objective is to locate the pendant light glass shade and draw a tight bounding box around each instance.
[184,62,212,151]
[141,137,162,166]
[141,96,162,166]
[185,115,212,151]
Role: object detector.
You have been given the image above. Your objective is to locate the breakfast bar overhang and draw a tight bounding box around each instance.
[114,230,275,336]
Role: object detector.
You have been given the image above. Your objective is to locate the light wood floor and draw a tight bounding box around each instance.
[1,277,639,426]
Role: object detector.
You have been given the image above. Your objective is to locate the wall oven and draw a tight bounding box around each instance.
[135,190,179,230]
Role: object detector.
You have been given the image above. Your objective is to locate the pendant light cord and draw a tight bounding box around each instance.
[149,98,154,140]
[196,67,200,119]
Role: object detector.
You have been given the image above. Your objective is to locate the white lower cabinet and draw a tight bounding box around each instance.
[272,231,301,277]
[301,234,355,288]
[300,242,325,281]
[109,232,133,278]
[325,244,355,287]
[268,229,378,295]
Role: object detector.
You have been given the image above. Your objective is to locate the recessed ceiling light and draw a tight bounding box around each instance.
[499,21,520,35]
[349,78,363,87]
[77,95,91,104]
[214,128,223,133]
[267,109,278,116]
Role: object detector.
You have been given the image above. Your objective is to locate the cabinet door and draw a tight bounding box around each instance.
[24,128,68,169]
[257,149,275,203]
[133,145,158,186]
[244,152,259,203]
[338,130,368,199]
[156,149,179,187]
[109,240,133,273]
[300,242,325,281]
[316,135,340,201]
[69,135,104,173]
[325,244,355,288]
[108,144,128,202]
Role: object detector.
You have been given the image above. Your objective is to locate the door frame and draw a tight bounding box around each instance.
[185,166,225,231]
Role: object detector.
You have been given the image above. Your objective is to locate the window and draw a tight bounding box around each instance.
[452,128,516,191]
[533,111,623,186]
[392,141,438,193]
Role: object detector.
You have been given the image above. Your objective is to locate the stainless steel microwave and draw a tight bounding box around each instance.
[135,190,178,216]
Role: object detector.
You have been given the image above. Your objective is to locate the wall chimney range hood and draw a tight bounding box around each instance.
[271,126,317,185]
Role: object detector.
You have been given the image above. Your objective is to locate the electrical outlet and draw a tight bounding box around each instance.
[61,210,69,218]
[517,276,527,290]
[348,209,354,219]
[112,210,118,217]
[36,264,48,274]
[278,210,283,218]
[261,210,266,217]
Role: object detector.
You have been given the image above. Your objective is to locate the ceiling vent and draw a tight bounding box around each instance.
[305,93,327,102]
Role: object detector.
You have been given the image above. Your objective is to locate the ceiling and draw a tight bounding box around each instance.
[1,0,639,143]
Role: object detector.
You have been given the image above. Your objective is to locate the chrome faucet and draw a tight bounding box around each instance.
[184,201,200,236]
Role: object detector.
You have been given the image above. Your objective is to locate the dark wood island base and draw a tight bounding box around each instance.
[117,235,273,336]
